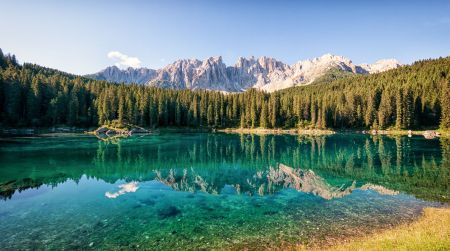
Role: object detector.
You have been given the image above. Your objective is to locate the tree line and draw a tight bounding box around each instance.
[0,48,449,130]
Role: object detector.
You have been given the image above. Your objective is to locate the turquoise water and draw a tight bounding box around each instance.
[0,133,448,250]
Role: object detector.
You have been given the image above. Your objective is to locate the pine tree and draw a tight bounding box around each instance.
[26,77,41,125]
[240,112,245,128]
[191,96,199,127]
[207,103,214,126]
[395,89,403,129]
[175,101,181,126]
[365,90,377,127]
[377,90,394,129]
[270,94,278,128]
[311,100,317,127]
[68,89,79,125]
[214,98,220,127]
[250,98,257,128]
[260,101,268,128]
[148,97,156,128]
[403,88,414,129]
[440,80,450,129]
[118,94,125,124]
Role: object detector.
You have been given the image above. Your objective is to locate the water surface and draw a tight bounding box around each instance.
[0,133,448,250]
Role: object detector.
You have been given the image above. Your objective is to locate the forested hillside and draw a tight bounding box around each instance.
[0,48,449,130]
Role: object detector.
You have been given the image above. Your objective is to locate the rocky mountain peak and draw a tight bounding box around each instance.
[87,54,401,92]
[85,65,156,84]
[359,59,401,73]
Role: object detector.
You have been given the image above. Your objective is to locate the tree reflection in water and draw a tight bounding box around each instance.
[0,133,448,202]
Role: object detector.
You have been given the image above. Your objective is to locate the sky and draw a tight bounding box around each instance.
[1,0,450,75]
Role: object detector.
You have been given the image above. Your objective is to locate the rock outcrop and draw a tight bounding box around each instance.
[359,59,401,74]
[86,66,156,84]
[423,131,440,139]
[87,54,401,92]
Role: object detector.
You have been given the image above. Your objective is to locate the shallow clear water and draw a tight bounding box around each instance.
[0,133,448,250]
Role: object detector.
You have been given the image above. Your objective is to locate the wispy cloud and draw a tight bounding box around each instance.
[107,51,141,68]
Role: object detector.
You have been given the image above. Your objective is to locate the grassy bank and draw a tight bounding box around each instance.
[301,207,450,251]
[219,127,450,138]
[218,128,336,135]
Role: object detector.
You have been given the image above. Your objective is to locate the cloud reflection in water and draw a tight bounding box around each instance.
[105,182,139,199]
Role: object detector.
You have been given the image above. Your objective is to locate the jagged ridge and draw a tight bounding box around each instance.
[85,66,157,85]
[87,54,401,92]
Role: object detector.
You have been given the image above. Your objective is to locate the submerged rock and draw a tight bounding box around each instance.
[140,199,156,206]
[263,211,278,216]
[157,205,181,219]
[0,211,10,218]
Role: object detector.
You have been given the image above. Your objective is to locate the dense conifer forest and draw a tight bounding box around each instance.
[0,48,449,130]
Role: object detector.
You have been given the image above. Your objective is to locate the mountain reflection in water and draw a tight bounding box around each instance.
[153,164,357,199]
[152,163,403,200]
[0,133,448,203]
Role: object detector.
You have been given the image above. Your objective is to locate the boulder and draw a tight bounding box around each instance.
[157,205,181,219]
[106,129,117,135]
[129,128,149,135]
[423,131,439,139]
[95,126,109,134]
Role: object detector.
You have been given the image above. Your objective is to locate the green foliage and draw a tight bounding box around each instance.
[309,67,355,85]
[0,49,449,130]
[440,79,450,130]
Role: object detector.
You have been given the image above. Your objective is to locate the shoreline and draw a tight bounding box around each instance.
[308,207,450,251]
[218,127,450,138]
[218,128,336,135]
[1,126,449,138]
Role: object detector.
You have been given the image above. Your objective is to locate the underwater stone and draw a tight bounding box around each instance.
[140,199,156,206]
[263,211,278,216]
[0,211,10,218]
[221,185,238,195]
[132,204,142,209]
[158,205,181,219]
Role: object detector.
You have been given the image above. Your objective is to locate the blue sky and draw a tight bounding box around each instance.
[1,0,450,75]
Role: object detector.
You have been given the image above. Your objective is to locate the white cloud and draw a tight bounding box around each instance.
[107,51,141,68]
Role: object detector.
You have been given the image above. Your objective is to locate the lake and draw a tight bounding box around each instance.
[0,133,448,250]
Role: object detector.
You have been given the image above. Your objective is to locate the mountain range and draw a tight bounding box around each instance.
[86,54,401,92]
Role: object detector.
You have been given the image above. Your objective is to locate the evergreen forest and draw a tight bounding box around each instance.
[0,48,449,130]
